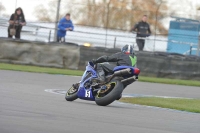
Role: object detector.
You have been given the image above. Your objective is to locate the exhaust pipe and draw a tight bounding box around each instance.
[105,68,134,83]
[121,76,137,85]
[114,68,132,76]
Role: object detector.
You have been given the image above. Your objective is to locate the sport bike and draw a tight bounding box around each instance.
[65,62,140,106]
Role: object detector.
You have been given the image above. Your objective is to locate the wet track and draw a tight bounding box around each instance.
[0,70,200,133]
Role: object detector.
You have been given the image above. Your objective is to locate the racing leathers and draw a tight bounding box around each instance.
[92,52,137,82]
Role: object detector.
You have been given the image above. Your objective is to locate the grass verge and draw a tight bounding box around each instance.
[120,97,200,113]
[0,63,200,87]
[139,76,200,87]
[0,63,83,76]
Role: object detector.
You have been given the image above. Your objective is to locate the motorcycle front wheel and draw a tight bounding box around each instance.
[65,84,79,101]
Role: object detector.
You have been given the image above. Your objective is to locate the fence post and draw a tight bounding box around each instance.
[15,0,18,9]
[154,0,165,52]
[197,37,200,56]
[190,44,192,55]
[114,37,116,48]
[105,0,111,48]
[54,0,61,42]
[35,27,39,35]
[48,30,51,42]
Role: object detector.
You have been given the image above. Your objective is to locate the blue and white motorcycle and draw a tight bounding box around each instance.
[65,62,140,106]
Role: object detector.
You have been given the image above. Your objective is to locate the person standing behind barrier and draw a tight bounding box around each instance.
[8,7,26,39]
[57,13,74,42]
[131,15,151,51]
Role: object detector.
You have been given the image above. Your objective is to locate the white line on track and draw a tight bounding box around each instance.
[122,93,195,99]
[45,89,195,99]
[45,89,198,114]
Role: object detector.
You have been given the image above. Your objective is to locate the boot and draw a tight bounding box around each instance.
[91,77,105,84]
[72,82,80,89]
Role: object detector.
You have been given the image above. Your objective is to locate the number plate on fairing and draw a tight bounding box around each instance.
[77,87,95,101]
[85,90,91,97]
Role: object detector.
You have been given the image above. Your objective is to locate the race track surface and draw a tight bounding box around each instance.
[0,70,200,133]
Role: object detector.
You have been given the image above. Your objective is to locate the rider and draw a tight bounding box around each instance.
[73,44,137,88]
[91,44,137,83]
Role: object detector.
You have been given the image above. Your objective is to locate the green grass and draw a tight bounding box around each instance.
[0,63,200,87]
[139,76,200,87]
[0,63,83,76]
[120,97,200,113]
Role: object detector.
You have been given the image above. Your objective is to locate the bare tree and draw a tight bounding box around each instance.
[0,2,6,15]
[196,6,200,21]
[76,0,168,34]
[33,0,76,22]
[33,5,52,22]
[33,0,169,34]
[33,1,65,22]
[168,0,198,19]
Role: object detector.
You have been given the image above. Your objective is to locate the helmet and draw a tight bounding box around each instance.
[121,44,134,54]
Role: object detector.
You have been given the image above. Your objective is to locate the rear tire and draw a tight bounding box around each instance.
[65,85,78,101]
[95,80,123,106]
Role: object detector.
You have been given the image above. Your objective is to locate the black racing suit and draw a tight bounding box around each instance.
[131,21,151,51]
[93,52,137,81]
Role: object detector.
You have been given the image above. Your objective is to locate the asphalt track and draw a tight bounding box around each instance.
[0,70,200,133]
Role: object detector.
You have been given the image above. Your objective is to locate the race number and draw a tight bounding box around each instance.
[85,90,90,98]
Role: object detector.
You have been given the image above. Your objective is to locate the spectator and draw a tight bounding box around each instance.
[8,7,26,39]
[131,15,151,51]
[57,13,74,42]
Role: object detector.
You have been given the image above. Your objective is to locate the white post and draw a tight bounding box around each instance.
[15,0,17,8]
[197,37,200,56]
[54,0,61,42]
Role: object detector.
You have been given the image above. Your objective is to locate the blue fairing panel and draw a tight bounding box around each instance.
[77,87,95,101]
[77,62,97,101]
[113,66,134,72]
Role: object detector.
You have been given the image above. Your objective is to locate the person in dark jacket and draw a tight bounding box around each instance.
[73,45,137,90]
[131,15,151,51]
[8,7,26,39]
[57,13,74,42]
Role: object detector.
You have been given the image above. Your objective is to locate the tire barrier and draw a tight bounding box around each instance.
[0,38,80,69]
[79,47,200,80]
[0,38,199,80]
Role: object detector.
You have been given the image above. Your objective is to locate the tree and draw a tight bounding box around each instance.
[33,5,52,22]
[33,0,168,34]
[197,6,200,21]
[76,0,168,34]
[33,1,58,22]
[0,2,6,15]
[33,1,76,22]
[169,0,198,20]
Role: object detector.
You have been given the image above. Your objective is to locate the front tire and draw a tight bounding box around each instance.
[95,80,124,106]
[65,84,79,101]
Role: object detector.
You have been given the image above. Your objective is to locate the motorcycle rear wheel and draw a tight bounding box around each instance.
[95,79,123,106]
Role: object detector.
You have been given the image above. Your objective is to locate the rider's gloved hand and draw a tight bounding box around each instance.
[91,59,97,65]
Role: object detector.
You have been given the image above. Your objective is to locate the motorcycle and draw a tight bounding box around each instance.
[65,62,140,106]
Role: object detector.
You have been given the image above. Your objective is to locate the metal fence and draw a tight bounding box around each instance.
[0,0,200,55]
